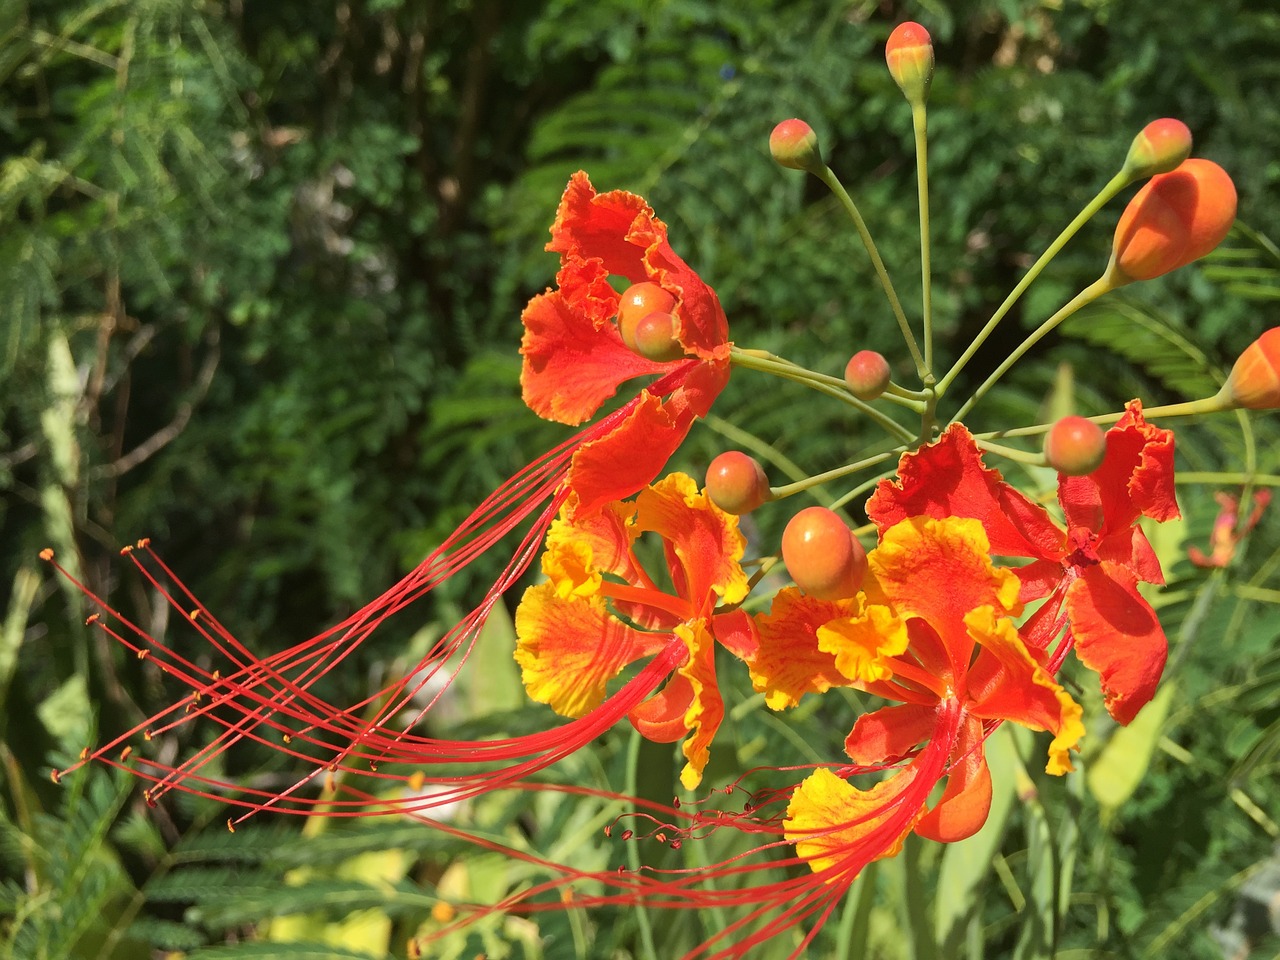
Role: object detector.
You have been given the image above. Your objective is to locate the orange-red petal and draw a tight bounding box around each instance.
[867,424,1065,562]
[520,290,667,425]
[963,607,1084,775]
[869,517,1022,672]
[915,715,992,843]
[635,472,749,610]
[1063,561,1168,725]
[675,619,723,790]
[628,671,695,743]
[843,703,936,765]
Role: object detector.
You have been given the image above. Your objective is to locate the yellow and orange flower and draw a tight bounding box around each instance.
[514,472,756,789]
[752,516,1083,878]
[868,401,1176,724]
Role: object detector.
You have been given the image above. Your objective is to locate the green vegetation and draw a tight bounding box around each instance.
[4,1,1280,957]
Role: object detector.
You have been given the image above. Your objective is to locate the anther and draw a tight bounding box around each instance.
[119,746,133,762]
[227,819,236,833]
[39,548,54,561]
[85,614,100,626]
[50,769,62,784]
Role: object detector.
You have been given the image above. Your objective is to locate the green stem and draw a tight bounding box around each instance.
[972,394,1235,441]
[950,276,1114,424]
[767,449,901,501]
[1176,471,1280,487]
[730,348,917,442]
[912,101,933,374]
[974,438,1045,465]
[936,169,1133,397]
[816,164,928,379]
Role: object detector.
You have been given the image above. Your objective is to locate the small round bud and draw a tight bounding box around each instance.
[781,507,867,601]
[706,452,769,515]
[1106,158,1237,286]
[617,282,677,351]
[625,311,685,363]
[1044,416,1107,476]
[1225,327,1280,410]
[769,119,824,175]
[844,350,892,401]
[1122,118,1192,180]
[886,22,933,105]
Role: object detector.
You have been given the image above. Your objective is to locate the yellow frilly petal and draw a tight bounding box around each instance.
[784,767,921,880]
[514,582,664,717]
[541,499,639,598]
[816,599,910,685]
[676,619,723,790]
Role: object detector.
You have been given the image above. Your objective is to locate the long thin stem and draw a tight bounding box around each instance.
[949,276,1113,424]
[972,394,1234,440]
[767,450,901,501]
[730,348,917,442]
[912,101,933,374]
[815,165,928,379]
[936,169,1133,397]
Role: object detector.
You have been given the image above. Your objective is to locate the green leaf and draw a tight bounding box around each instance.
[1086,682,1176,814]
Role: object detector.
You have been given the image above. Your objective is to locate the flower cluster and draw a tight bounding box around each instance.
[44,17,1280,960]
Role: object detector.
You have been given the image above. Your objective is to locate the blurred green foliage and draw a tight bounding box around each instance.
[4,0,1280,957]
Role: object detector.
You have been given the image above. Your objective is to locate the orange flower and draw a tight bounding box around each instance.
[868,401,1177,724]
[766,517,1082,877]
[514,472,756,789]
[521,173,732,517]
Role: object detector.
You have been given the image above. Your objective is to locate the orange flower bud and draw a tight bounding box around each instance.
[1122,118,1192,180]
[1106,158,1236,286]
[1044,416,1106,476]
[617,282,676,352]
[706,451,770,514]
[885,22,933,104]
[1225,327,1280,410]
[844,350,892,401]
[781,507,867,601]
[769,119,823,175]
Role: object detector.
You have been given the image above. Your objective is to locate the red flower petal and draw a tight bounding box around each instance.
[1060,400,1178,534]
[520,290,666,425]
[867,424,1064,561]
[1064,562,1168,724]
[565,363,728,518]
[843,702,936,765]
[915,715,992,843]
[628,672,695,743]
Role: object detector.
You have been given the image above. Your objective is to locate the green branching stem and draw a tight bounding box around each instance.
[972,394,1236,441]
[949,276,1114,424]
[730,347,917,442]
[815,165,929,380]
[767,449,900,501]
[913,101,933,373]
[936,168,1134,397]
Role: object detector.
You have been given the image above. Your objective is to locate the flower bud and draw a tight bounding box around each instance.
[1122,118,1192,180]
[886,21,933,105]
[617,282,677,351]
[625,311,685,363]
[781,506,867,601]
[844,350,892,401]
[769,119,824,175]
[1224,327,1280,410]
[706,452,770,515]
[1105,158,1236,286]
[1044,415,1107,476]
